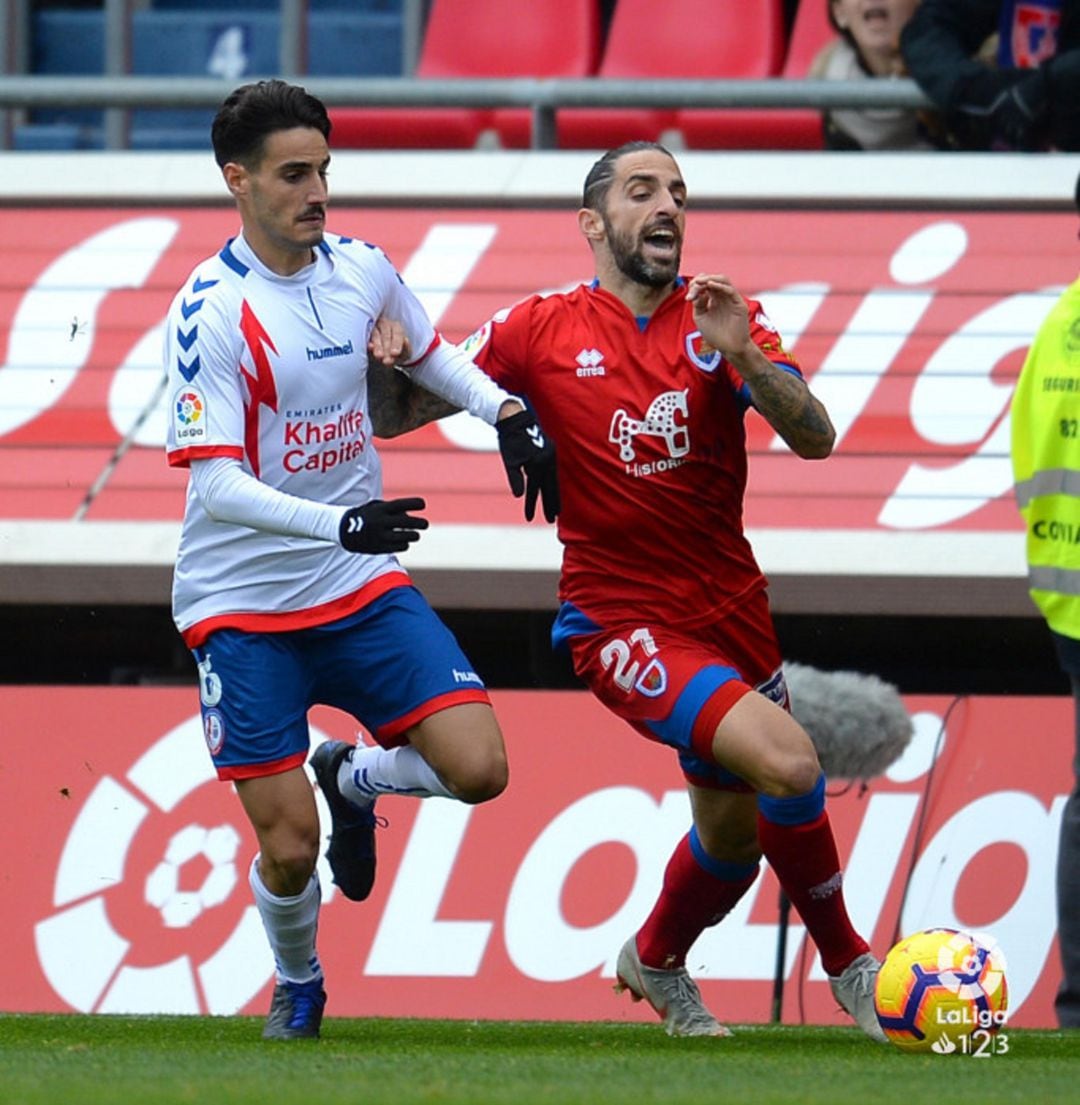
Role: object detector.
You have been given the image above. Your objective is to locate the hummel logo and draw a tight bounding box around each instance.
[177,354,201,383]
[344,516,363,535]
[576,347,606,377]
[527,425,545,449]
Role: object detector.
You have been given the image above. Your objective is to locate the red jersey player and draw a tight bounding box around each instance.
[455,142,886,1041]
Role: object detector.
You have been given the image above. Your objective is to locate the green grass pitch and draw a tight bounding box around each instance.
[1,1016,1078,1105]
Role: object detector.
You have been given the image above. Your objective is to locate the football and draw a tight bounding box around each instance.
[873,928,1009,1053]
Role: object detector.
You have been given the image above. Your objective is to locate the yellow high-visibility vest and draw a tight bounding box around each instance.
[1012,276,1080,640]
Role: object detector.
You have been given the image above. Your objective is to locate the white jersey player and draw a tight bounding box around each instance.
[163,79,558,1041]
[164,229,512,644]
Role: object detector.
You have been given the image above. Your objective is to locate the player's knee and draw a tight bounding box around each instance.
[261,832,320,892]
[756,746,822,799]
[448,755,508,804]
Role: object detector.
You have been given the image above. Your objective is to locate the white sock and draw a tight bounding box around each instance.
[248,856,322,985]
[338,743,454,802]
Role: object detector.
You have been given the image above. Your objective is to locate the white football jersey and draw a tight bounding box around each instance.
[164,232,441,645]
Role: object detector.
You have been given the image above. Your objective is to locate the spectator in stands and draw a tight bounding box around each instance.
[810,0,939,149]
[162,79,557,1041]
[1009,169,1080,1029]
[901,0,1080,150]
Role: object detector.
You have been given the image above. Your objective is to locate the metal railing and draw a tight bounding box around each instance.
[0,74,934,150]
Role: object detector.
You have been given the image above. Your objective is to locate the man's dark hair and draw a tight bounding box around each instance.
[582,140,674,209]
[211,79,331,169]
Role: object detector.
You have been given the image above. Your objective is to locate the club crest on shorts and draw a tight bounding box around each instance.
[635,657,668,697]
[203,709,225,756]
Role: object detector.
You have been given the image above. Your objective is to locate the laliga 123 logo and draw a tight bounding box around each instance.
[34,720,340,1014]
[930,935,1011,1057]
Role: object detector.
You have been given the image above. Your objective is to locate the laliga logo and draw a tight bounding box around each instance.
[936,930,1008,1005]
[175,391,203,426]
[760,220,1060,530]
[34,718,338,1014]
[144,823,240,928]
[0,216,1064,530]
[609,389,689,463]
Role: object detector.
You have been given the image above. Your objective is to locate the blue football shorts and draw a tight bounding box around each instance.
[191,584,490,780]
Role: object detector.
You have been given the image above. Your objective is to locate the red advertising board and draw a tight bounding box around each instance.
[2,686,1070,1028]
[0,206,1075,532]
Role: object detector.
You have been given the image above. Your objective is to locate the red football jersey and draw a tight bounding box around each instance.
[465,280,802,630]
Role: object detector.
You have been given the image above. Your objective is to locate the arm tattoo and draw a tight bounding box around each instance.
[367,360,461,438]
[740,355,835,459]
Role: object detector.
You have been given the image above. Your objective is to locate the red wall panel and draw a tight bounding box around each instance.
[2,686,1070,1028]
[0,207,1073,533]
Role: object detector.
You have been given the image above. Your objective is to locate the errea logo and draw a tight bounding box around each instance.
[576,348,606,377]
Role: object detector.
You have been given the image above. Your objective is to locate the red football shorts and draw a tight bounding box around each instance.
[565,588,788,789]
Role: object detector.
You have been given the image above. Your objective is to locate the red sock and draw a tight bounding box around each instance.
[636,832,759,970]
[756,810,868,977]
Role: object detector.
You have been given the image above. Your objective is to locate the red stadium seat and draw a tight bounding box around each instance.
[557,0,787,150]
[329,0,601,150]
[675,0,835,150]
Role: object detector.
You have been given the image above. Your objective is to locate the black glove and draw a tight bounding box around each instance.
[339,497,428,554]
[496,408,560,523]
[953,67,1050,150]
[987,69,1049,150]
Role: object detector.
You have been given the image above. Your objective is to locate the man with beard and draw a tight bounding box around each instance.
[415,141,882,1040]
